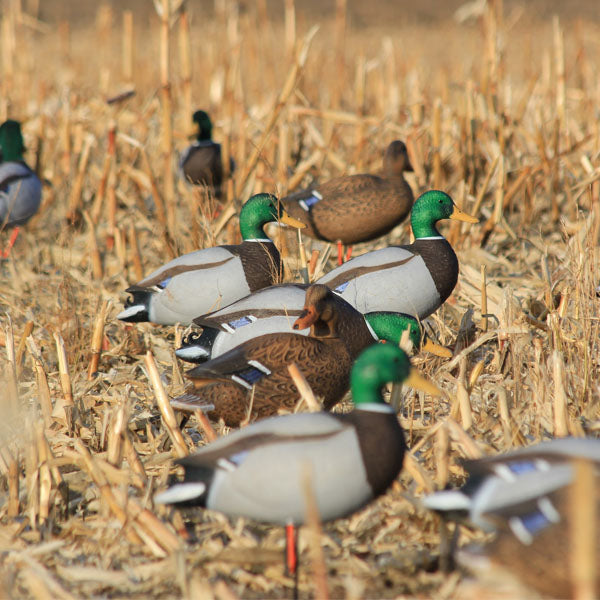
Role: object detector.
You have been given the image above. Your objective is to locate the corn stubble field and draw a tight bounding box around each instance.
[0,0,599,597]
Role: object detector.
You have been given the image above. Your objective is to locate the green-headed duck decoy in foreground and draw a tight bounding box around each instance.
[175,281,451,362]
[282,140,414,264]
[171,284,443,426]
[0,120,42,256]
[423,437,600,598]
[156,343,441,579]
[116,193,305,325]
[179,110,233,197]
[316,190,478,318]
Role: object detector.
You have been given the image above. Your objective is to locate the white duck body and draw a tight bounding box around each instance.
[124,245,258,325]
[156,360,414,525]
[314,189,477,318]
[188,412,377,525]
[176,251,458,363]
[117,193,306,325]
[178,284,309,361]
[0,161,42,226]
[317,243,444,319]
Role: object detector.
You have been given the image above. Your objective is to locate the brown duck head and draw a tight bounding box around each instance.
[292,284,339,338]
[383,140,413,176]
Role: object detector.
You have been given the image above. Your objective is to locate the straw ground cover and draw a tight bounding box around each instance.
[0,0,599,597]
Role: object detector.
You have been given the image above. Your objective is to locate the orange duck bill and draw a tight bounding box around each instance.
[293,306,319,330]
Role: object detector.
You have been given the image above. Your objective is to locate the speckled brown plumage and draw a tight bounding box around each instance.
[282,140,413,244]
[174,285,376,427]
[295,285,376,359]
[184,333,352,426]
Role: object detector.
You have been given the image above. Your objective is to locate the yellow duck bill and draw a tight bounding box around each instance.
[279,209,306,229]
[405,368,443,397]
[449,205,479,224]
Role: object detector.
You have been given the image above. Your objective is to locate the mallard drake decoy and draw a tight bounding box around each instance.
[0,120,42,256]
[116,193,305,325]
[180,110,232,196]
[282,140,414,263]
[316,189,478,318]
[423,437,600,598]
[155,343,440,577]
[175,282,451,362]
[171,284,441,426]
[175,283,308,361]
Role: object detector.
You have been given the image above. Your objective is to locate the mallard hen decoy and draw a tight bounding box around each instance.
[0,120,42,256]
[423,437,600,598]
[171,284,438,426]
[282,140,414,263]
[156,343,440,577]
[116,193,305,325]
[180,110,232,196]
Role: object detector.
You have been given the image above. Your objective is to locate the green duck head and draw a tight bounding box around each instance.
[239,193,306,240]
[411,190,478,239]
[365,312,452,358]
[351,343,441,408]
[192,110,213,142]
[0,120,26,162]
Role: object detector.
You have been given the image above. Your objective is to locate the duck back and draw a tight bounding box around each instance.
[0,162,42,227]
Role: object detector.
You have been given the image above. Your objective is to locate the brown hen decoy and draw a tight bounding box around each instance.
[172,284,392,426]
[281,140,413,264]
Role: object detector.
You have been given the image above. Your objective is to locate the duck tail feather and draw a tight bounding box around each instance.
[170,393,215,413]
[117,288,153,322]
[176,327,219,363]
[421,490,472,513]
[175,345,210,362]
[154,482,206,505]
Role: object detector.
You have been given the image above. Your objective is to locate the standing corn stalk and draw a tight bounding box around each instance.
[155,0,178,240]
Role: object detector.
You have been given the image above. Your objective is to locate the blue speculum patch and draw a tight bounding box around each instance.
[236,366,267,385]
[518,509,553,536]
[334,281,350,294]
[299,192,322,212]
[229,316,255,329]
[229,450,249,465]
[158,277,172,289]
[506,460,540,475]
